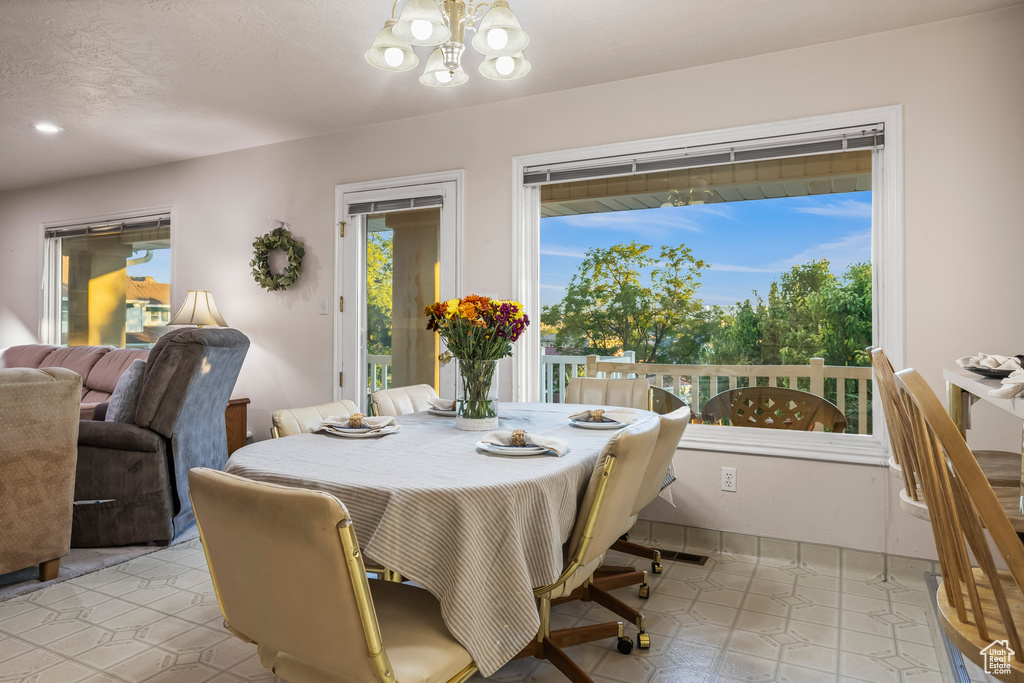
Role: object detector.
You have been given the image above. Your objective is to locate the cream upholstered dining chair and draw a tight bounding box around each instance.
[189,468,477,683]
[271,400,360,438]
[565,376,650,409]
[895,369,1024,679]
[520,416,660,678]
[584,406,691,651]
[370,384,438,416]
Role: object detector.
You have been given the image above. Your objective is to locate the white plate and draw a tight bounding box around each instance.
[568,418,624,430]
[428,406,457,416]
[324,426,399,438]
[476,441,549,456]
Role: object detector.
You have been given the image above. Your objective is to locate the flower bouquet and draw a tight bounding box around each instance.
[425,295,530,430]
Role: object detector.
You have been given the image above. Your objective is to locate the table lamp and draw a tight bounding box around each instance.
[168,291,228,328]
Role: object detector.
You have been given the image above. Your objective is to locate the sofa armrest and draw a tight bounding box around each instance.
[91,402,109,421]
[78,420,164,452]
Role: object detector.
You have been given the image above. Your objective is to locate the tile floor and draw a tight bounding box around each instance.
[0,523,998,682]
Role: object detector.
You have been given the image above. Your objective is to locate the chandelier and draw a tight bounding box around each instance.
[365,0,530,87]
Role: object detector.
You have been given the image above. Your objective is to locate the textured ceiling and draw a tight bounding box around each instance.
[0,0,1019,193]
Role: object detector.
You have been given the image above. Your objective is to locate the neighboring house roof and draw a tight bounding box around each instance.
[126,276,170,306]
[126,326,171,346]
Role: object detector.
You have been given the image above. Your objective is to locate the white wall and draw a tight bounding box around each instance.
[2,8,1022,559]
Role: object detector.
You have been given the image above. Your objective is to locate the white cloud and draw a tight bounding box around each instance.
[549,208,704,235]
[540,284,567,291]
[793,198,871,219]
[707,263,778,273]
[540,247,586,258]
[769,231,871,272]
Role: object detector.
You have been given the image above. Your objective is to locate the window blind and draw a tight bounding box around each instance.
[347,195,444,216]
[44,213,171,239]
[523,125,884,186]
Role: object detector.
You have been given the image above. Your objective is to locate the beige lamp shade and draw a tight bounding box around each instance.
[419,48,469,87]
[471,0,529,57]
[168,291,228,328]
[478,52,530,81]
[365,19,420,72]
[392,0,451,46]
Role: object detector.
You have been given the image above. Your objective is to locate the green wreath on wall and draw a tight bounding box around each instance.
[251,223,304,291]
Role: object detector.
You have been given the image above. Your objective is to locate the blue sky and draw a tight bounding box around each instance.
[127,247,172,283]
[540,191,871,308]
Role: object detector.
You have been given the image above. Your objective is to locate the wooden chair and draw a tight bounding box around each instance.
[701,386,847,432]
[873,347,1023,530]
[271,400,360,438]
[520,416,661,681]
[370,384,438,416]
[895,369,1024,680]
[871,347,929,519]
[189,468,477,683]
[565,377,651,410]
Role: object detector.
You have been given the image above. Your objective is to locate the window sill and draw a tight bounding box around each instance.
[679,423,888,466]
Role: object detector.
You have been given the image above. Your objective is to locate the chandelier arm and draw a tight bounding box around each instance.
[390,0,402,18]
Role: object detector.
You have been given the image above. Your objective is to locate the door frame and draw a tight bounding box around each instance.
[334,170,464,405]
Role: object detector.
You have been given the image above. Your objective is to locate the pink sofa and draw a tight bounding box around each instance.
[1,345,149,419]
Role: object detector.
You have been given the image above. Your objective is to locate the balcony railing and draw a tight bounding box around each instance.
[541,350,636,403]
[369,351,874,435]
[583,355,873,435]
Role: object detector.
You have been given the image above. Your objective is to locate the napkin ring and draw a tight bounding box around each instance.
[349,413,365,428]
[511,430,527,447]
[591,409,605,423]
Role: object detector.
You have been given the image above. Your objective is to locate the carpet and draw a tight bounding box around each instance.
[0,524,200,602]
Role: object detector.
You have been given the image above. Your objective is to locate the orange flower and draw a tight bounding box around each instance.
[459,300,479,320]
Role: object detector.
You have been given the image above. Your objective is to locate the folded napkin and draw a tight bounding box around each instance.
[480,430,570,457]
[569,407,637,424]
[317,413,398,435]
[957,353,1022,371]
[990,368,1024,399]
[428,397,456,411]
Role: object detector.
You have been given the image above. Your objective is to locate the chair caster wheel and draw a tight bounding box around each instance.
[652,561,663,574]
[617,636,633,655]
[639,583,650,599]
[638,632,651,649]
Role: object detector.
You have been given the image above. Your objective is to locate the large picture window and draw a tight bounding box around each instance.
[44,212,172,349]
[513,107,904,464]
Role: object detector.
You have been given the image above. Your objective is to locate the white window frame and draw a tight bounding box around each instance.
[39,205,176,346]
[334,170,464,405]
[511,106,904,466]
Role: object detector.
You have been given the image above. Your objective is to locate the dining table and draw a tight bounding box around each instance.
[224,401,653,676]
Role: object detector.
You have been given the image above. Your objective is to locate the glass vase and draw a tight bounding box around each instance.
[455,358,499,431]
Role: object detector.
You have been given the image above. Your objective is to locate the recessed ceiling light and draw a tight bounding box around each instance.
[33,122,64,134]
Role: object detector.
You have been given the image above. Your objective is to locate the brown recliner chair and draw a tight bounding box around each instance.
[0,367,82,581]
[73,327,249,547]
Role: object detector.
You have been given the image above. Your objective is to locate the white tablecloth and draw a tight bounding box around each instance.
[225,402,647,675]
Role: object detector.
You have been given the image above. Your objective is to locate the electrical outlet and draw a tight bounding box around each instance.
[318,298,328,315]
[721,467,737,492]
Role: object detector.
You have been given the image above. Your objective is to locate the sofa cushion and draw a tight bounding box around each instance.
[87,348,150,395]
[1,344,60,369]
[106,359,147,424]
[39,347,110,399]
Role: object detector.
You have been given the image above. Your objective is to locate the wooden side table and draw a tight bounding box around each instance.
[225,397,250,455]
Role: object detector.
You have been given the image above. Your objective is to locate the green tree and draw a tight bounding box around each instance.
[366,231,393,355]
[543,241,708,363]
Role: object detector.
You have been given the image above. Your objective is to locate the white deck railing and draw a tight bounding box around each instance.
[583,355,873,435]
[540,350,636,403]
[367,354,392,396]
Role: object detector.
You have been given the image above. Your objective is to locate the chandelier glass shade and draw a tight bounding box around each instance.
[367,0,530,87]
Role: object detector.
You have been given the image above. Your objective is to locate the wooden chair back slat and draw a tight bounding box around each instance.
[870,347,923,502]
[701,386,847,433]
[896,368,1024,669]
